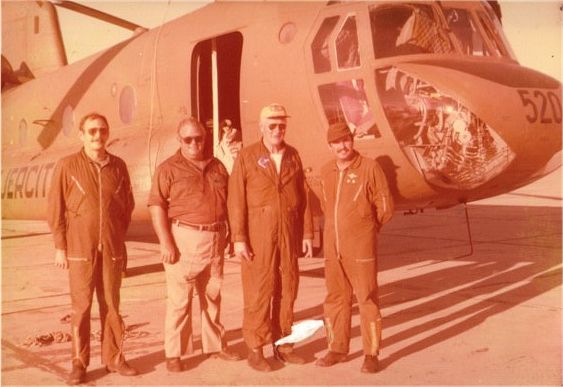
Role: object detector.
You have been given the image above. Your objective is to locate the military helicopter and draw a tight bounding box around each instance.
[2,1,561,236]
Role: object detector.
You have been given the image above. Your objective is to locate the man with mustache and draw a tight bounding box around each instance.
[48,113,137,385]
[315,122,394,373]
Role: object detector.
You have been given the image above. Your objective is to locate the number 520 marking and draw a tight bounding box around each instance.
[517,89,562,124]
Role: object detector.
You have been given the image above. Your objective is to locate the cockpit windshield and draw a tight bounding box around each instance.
[370,4,454,58]
[369,3,515,59]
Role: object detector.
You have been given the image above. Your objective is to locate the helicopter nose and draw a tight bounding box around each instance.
[457,63,562,184]
[510,86,562,180]
[377,60,562,191]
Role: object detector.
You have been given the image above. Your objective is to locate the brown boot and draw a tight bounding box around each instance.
[68,360,86,385]
[106,360,138,376]
[360,355,379,373]
[315,351,347,367]
[247,347,272,372]
[273,345,306,364]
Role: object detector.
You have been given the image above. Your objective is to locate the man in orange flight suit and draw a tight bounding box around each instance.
[228,103,314,372]
[315,122,394,373]
[48,113,137,385]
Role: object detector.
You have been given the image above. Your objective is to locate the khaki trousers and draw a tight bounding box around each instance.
[323,256,382,356]
[68,249,125,368]
[163,224,226,358]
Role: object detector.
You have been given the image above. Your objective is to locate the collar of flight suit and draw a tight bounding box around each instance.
[80,148,115,169]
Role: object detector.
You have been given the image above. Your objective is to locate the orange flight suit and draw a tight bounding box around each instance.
[228,141,313,350]
[47,150,134,369]
[320,152,393,356]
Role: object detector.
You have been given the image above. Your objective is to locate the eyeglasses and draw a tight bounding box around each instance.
[180,135,204,144]
[267,123,286,131]
[85,127,108,136]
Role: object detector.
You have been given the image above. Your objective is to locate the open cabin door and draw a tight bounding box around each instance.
[191,32,243,171]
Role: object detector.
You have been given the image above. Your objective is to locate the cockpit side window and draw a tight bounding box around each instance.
[477,11,509,57]
[310,12,379,138]
[443,8,489,56]
[370,4,455,58]
[336,16,360,70]
[318,79,380,137]
[311,16,339,73]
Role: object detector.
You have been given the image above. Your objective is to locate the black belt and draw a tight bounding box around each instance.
[172,219,225,232]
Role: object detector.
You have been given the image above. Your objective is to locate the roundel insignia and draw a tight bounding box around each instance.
[258,155,270,169]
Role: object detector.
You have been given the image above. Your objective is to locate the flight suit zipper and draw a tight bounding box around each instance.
[275,154,283,249]
[334,169,345,258]
[95,163,103,252]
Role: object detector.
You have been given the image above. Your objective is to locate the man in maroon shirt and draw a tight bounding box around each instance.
[148,117,241,372]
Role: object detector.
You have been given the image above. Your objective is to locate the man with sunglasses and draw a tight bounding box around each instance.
[228,103,314,372]
[148,117,241,373]
[48,113,137,385]
[315,122,393,373]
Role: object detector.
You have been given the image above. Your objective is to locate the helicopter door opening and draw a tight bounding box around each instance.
[191,32,243,171]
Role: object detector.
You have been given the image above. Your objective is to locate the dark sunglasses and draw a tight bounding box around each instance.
[267,123,286,131]
[85,127,108,136]
[180,135,204,144]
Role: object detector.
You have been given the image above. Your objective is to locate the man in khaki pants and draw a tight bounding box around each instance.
[148,117,241,372]
[315,122,394,373]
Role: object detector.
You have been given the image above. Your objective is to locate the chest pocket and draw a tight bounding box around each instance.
[210,172,227,191]
[172,175,201,198]
[345,176,373,219]
[66,175,86,216]
[280,157,299,182]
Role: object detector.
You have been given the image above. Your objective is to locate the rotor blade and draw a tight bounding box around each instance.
[53,1,144,31]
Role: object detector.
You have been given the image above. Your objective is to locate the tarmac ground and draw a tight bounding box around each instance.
[1,202,561,386]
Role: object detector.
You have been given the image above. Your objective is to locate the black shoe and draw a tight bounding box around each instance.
[360,355,379,373]
[106,361,138,376]
[247,347,272,372]
[315,351,347,367]
[273,345,306,364]
[208,347,242,361]
[166,357,184,372]
[68,360,86,385]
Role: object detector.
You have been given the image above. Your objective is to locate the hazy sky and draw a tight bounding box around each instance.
[57,1,562,81]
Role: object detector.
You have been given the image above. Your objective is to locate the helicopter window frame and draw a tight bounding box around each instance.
[369,3,456,59]
[442,6,489,57]
[306,4,382,139]
[311,16,340,74]
[476,11,510,58]
[334,14,361,71]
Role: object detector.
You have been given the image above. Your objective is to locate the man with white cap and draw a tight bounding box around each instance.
[228,103,314,372]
